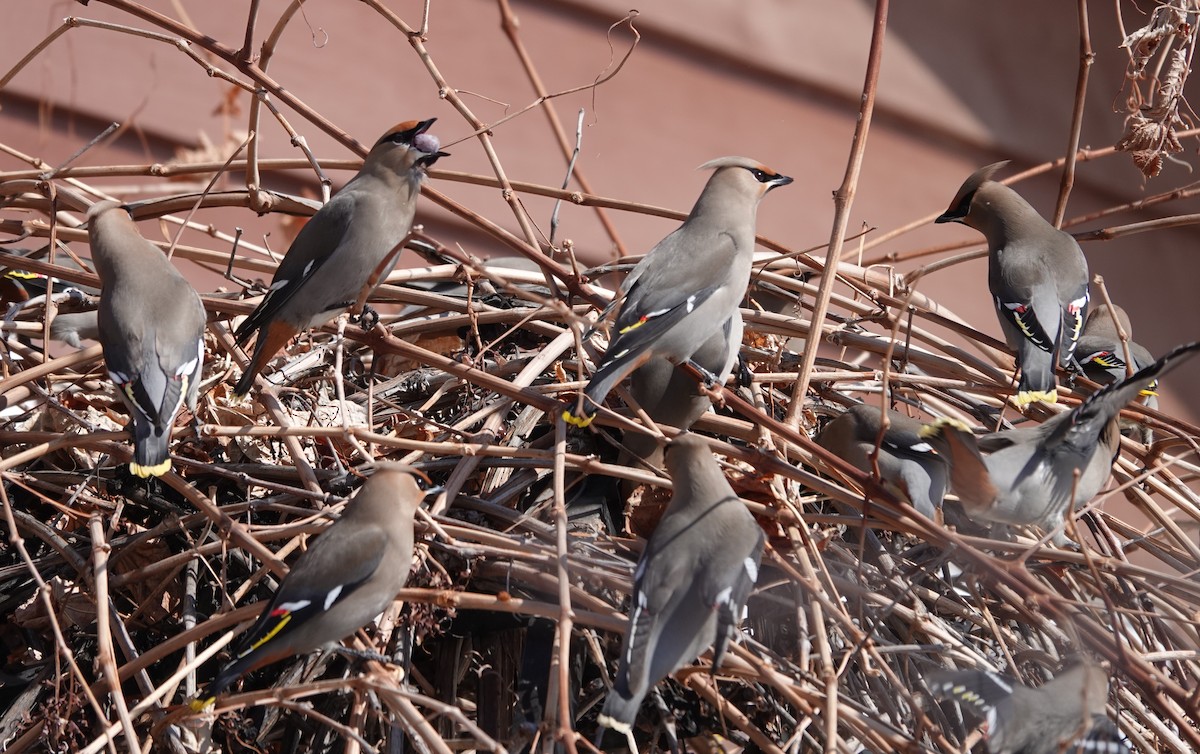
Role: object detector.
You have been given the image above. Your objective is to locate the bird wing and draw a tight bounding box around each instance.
[625,543,692,654]
[995,292,1058,355]
[101,301,201,428]
[1050,341,1200,454]
[1072,715,1131,754]
[1057,288,1090,368]
[234,195,356,343]
[928,669,1019,750]
[702,515,765,670]
[604,283,724,365]
[227,526,389,659]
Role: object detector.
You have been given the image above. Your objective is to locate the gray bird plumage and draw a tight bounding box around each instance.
[49,310,100,347]
[599,434,765,733]
[921,341,1200,542]
[192,465,424,708]
[233,119,447,396]
[928,659,1127,754]
[621,309,743,468]
[88,201,206,478]
[936,162,1090,409]
[1075,303,1158,442]
[563,156,791,428]
[816,403,947,519]
[1075,304,1156,395]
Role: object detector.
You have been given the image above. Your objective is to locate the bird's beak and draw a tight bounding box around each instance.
[417,150,451,169]
[934,210,962,224]
[401,118,437,140]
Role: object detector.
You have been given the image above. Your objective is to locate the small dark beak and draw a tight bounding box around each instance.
[400,118,437,141]
[417,150,450,169]
[934,210,961,224]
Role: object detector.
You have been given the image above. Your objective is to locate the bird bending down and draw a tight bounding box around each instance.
[190,465,424,710]
[815,403,947,519]
[1075,304,1156,396]
[920,341,1200,542]
[599,434,765,735]
[928,659,1128,754]
[1075,303,1158,442]
[88,201,206,478]
[936,162,1089,409]
[563,156,791,428]
[620,309,743,469]
[233,119,448,396]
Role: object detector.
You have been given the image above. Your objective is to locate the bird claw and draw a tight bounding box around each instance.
[358,305,380,330]
[735,355,753,389]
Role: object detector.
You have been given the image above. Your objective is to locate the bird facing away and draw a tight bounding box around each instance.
[563,157,792,428]
[928,659,1128,754]
[599,434,765,734]
[936,162,1089,409]
[233,119,448,396]
[815,403,947,520]
[190,464,424,709]
[920,341,1200,542]
[88,201,206,478]
[620,309,743,469]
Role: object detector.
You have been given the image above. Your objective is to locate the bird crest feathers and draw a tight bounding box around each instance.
[938,160,1011,222]
[698,155,773,173]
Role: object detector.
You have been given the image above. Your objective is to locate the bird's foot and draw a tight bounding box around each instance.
[735,355,753,389]
[358,305,380,330]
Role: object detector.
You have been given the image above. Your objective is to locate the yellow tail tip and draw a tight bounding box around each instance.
[918,417,972,438]
[562,408,595,428]
[1013,389,1056,409]
[1139,388,1158,397]
[130,459,171,478]
[188,696,216,712]
[596,713,632,734]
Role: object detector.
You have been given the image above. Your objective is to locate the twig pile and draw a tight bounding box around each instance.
[1,2,1199,754]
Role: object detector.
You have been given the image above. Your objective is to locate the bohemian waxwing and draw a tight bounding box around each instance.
[620,309,743,468]
[599,434,765,734]
[1076,303,1158,442]
[88,201,206,478]
[936,162,1089,409]
[233,119,448,396]
[928,659,1128,754]
[815,403,947,519]
[191,464,424,709]
[1075,304,1156,396]
[920,341,1200,542]
[563,157,791,428]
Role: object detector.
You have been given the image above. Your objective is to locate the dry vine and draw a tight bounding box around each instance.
[1,2,1199,754]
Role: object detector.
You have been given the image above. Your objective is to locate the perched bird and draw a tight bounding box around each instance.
[88,201,206,478]
[563,157,791,428]
[928,659,1128,754]
[1075,304,1156,396]
[815,403,947,519]
[233,119,447,396]
[599,434,765,734]
[1075,304,1158,442]
[620,310,743,469]
[920,341,1200,541]
[190,464,424,709]
[936,162,1089,408]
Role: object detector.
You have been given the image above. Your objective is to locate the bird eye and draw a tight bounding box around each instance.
[749,168,773,183]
